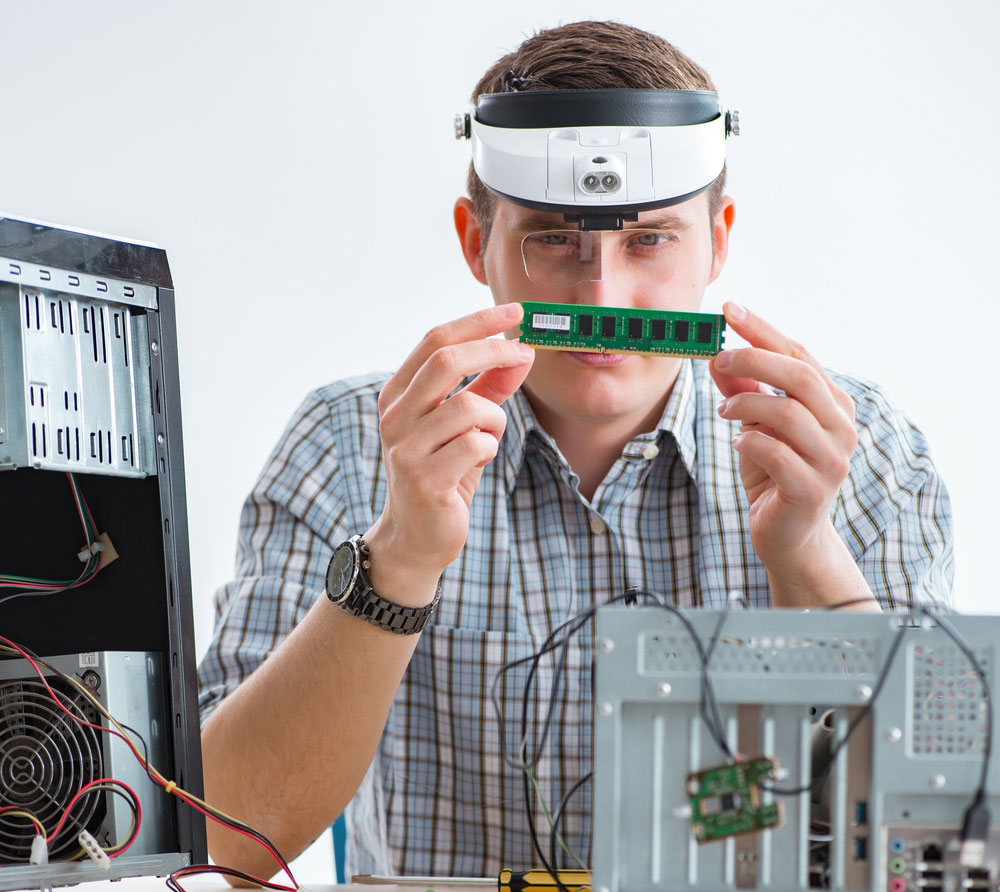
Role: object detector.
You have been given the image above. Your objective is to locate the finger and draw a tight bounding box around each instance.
[409,391,509,454]
[381,303,524,407]
[721,302,853,415]
[709,357,768,400]
[719,392,856,466]
[731,430,819,499]
[420,429,501,490]
[714,349,851,434]
[461,353,535,406]
[397,337,533,424]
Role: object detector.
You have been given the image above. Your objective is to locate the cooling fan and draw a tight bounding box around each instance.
[0,675,106,861]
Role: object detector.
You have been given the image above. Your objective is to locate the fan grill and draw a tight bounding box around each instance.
[0,676,105,861]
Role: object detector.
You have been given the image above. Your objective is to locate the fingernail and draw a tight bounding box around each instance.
[516,341,534,359]
[732,433,743,448]
[715,350,734,369]
[500,302,522,318]
[726,301,747,321]
[717,398,729,416]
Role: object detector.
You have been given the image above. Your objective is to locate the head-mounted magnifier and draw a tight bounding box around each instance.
[456,88,739,231]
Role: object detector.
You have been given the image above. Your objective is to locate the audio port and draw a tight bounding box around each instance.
[890,837,906,854]
[890,857,907,874]
[889,877,906,892]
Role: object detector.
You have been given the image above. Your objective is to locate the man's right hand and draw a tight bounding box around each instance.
[363,302,533,603]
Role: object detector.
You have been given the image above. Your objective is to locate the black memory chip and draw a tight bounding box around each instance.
[601,315,616,337]
[651,319,667,340]
[674,320,690,342]
[578,313,594,336]
[697,321,713,343]
[628,317,643,339]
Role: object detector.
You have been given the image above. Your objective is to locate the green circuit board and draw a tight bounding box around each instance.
[519,301,726,358]
[686,756,783,842]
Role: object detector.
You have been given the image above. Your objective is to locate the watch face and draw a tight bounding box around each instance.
[327,541,358,603]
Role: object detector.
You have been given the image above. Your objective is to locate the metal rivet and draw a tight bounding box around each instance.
[657,682,672,697]
[156,434,165,446]
[150,341,159,354]
[885,727,903,743]
[929,774,946,789]
[855,684,873,702]
[598,638,614,653]
[598,702,614,717]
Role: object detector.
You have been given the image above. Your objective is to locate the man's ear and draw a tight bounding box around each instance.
[454,197,489,285]
[708,195,735,284]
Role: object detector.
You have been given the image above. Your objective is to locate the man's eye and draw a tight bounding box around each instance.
[539,233,572,246]
[633,232,677,247]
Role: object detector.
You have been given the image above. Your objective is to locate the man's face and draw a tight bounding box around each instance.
[472,194,733,431]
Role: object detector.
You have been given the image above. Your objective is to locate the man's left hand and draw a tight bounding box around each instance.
[710,301,864,599]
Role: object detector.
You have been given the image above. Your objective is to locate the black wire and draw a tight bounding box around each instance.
[549,771,592,874]
[761,611,910,796]
[494,590,736,892]
[917,607,992,796]
[4,639,297,880]
[166,864,295,892]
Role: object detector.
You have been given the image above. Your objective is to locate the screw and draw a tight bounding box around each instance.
[597,638,614,653]
[929,774,946,789]
[855,684,873,702]
[885,727,903,743]
[657,682,672,697]
[598,702,614,717]
[81,670,101,690]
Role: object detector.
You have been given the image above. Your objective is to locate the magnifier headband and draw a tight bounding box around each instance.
[459,88,738,230]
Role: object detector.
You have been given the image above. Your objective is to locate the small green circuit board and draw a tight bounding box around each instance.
[686,756,783,842]
[519,301,725,358]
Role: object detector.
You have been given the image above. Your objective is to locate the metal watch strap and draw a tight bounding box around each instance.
[331,536,440,634]
[339,579,441,634]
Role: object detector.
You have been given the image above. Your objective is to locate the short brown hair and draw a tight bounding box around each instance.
[467,21,726,245]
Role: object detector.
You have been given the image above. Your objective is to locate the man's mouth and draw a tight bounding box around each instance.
[569,351,625,366]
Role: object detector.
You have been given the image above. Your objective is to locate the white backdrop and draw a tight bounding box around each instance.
[5,1,998,881]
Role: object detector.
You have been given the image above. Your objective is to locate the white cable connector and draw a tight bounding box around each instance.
[77,541,107,563]
[78,829,111,869]
[29,834,48,865]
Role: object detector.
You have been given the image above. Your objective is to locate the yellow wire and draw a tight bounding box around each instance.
[0,645,245,828]
[0,808,46,837]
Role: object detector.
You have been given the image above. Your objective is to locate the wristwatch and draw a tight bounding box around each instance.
[325,534,440,634]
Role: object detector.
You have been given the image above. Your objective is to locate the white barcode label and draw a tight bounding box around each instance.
[79,652,99,668]
[532,313,571,332]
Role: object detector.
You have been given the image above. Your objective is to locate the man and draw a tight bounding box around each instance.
[198,20,952,881]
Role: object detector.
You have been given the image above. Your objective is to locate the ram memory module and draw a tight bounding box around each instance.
[519,301,725,358]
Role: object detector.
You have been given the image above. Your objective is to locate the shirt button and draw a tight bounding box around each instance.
[590,515,608,535]
[642,443,660,460]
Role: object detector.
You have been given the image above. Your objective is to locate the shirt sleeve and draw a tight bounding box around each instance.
[832,373,954,609]
[196,389,358,726]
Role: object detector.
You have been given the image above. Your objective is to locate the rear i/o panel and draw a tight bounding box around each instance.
[519,301,726,358]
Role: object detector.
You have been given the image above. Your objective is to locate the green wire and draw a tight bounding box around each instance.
[0,473,99,589]
[524,764,588,870]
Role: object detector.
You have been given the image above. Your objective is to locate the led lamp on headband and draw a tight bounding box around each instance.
[456,88,739,231]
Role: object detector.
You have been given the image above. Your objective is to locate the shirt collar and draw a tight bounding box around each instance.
[499,358,700,492]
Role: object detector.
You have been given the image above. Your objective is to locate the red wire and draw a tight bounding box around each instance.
[0,634,298,889]
[46,777,142,854]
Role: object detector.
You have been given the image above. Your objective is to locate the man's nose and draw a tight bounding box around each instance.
[573,277,634,306]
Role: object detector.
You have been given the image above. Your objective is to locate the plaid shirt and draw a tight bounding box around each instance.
[198,359,953,877]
